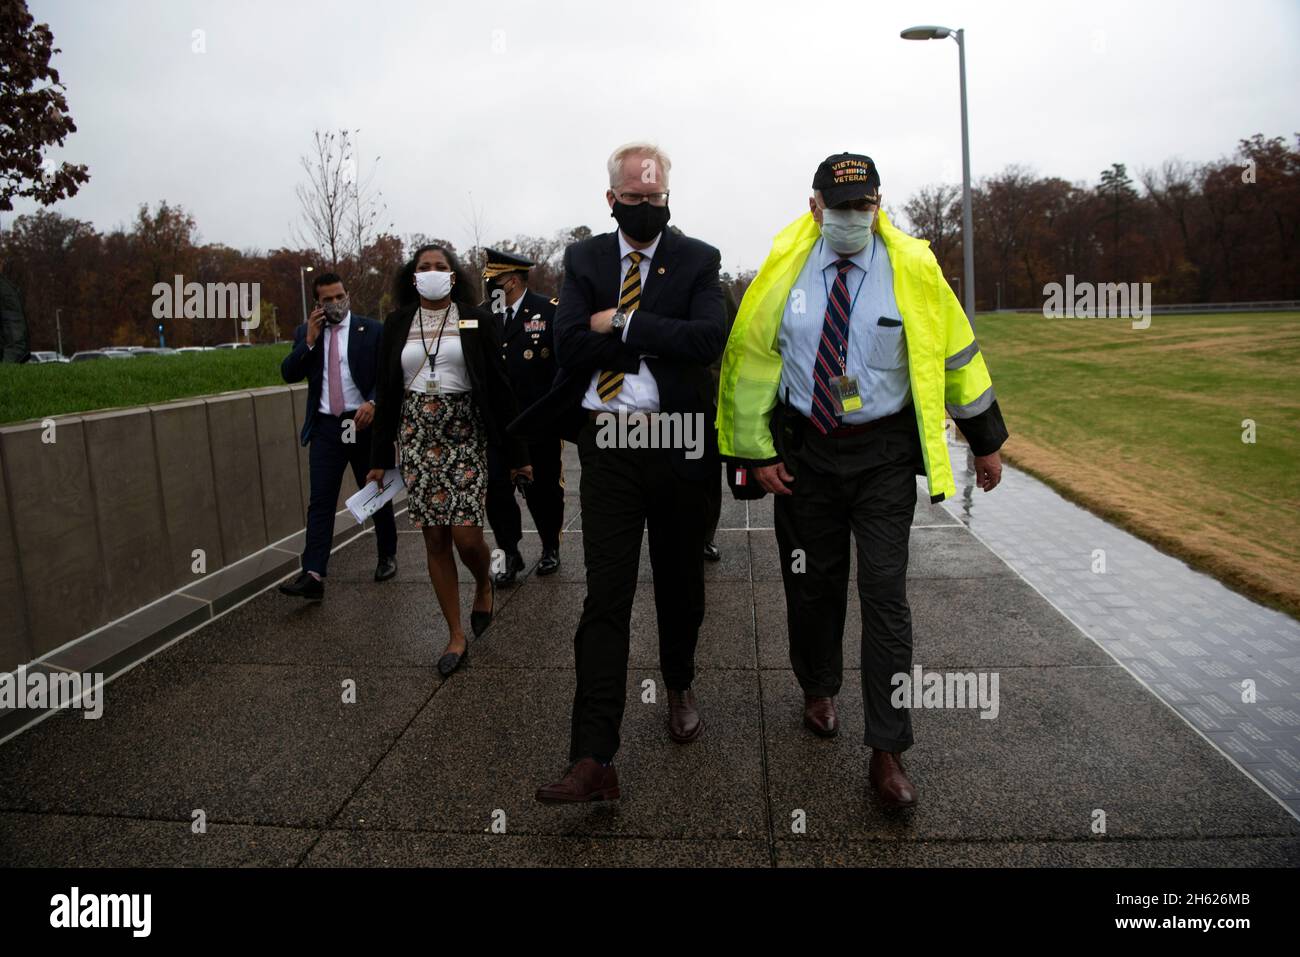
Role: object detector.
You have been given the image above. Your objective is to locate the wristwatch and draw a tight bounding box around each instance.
[610,309,630,333]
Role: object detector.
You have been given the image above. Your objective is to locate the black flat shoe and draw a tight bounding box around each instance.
[470,581,495,637]
[536,548,561,576]
[437,640,469,677]
[494,550,525,586]
[374,555,397,582]
[279,571,324,600]
[703,541,721,562]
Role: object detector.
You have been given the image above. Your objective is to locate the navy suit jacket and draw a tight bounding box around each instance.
[280,313,382,446]
[509,227,726,480]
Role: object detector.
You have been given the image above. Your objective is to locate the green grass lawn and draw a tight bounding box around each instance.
[0,345,293,425]
[975,310,1300,617]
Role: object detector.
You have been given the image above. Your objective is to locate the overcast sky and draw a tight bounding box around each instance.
[8,0,1299,271]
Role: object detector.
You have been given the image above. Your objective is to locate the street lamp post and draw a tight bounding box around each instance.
[300,265,314,329]
[902,24,975,323]
[55,308,63,357]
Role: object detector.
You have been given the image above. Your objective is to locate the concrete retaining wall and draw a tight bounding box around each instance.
[0,383,358,673]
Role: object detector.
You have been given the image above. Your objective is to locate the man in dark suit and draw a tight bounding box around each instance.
[512,142,727,803]
[279,272,397,600]
[482,248,565,584]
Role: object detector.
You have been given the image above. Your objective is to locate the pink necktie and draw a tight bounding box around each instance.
[328,324,344,415]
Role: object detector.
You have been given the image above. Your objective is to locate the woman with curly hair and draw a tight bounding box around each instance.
[368,244,531,676]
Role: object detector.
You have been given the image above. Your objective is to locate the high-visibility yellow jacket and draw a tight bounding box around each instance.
[715,210,1004,503]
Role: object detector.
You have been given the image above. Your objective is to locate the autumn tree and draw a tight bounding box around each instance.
[0,0,88,210]
[903,184,962,277]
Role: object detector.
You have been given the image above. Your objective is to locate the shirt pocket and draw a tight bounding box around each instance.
[865,317,906,370]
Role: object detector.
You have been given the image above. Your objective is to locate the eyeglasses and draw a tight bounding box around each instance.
[613,190,670,207]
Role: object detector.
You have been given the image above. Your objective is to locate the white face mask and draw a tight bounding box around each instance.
[414,269,453,301]
[820,207,876,255]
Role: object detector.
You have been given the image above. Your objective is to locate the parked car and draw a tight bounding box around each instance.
[29,351,70,363]
[135,347,179,355]
[71,350,135,361]
[175,346,212,354]
[213,342,253,349]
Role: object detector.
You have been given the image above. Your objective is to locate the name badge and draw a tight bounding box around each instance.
[424,373,441,394]
[457,319,478,329]
[831,375,862,413]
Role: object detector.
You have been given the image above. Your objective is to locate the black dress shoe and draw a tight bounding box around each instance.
[703,541,721,562]
[374,555,397,582]
[279,572,323,601]
[536,548,561,576]
[493,551,525,586]
[437,640,469,677]
[470,581,495,637]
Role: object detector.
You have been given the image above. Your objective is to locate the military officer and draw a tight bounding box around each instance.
[483,248,565,583]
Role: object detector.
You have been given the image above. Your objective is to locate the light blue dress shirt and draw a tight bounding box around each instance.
[777,233,911,424]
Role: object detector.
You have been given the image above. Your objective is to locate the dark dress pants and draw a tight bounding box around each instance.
[487,438,565,554]
[772,404,919,752]
[568,417,709,763]
[302,413,397,576]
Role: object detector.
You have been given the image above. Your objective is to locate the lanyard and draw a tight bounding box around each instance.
[417,303,454,366]
[818,238,872,372]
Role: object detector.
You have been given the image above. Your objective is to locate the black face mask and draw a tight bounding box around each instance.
[611,201,670,243]
[486,279,515,314]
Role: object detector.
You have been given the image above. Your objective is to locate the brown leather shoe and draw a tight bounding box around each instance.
[535,757,621,804]
[803,695,838,737]
[869,749,918,808]
[667,689,703,743]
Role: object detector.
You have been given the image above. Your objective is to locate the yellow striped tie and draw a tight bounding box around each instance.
[596,251,644,402]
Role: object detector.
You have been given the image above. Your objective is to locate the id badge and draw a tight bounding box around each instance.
[831,375,862,413]
[424,373,441,395]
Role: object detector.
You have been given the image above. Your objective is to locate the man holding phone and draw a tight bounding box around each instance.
[279,272,397,600]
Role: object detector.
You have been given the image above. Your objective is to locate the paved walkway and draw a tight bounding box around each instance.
[942,449,1300,818]
[1,445,1297,867]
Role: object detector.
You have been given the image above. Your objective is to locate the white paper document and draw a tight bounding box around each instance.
[345,470,405,525]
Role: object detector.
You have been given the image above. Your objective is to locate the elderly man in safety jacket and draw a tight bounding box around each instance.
[716,152,1008,809]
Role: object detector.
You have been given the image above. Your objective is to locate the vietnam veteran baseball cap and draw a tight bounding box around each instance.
[812,152,881,206]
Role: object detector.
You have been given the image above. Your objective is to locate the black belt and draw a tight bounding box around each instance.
[795,403,913,438]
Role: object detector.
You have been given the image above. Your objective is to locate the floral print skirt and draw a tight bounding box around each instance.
[398,390,487,528]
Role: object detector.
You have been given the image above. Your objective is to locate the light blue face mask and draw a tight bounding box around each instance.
[820,207,875,255]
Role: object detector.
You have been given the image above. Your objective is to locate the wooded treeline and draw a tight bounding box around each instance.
[1,132,1294,352]
[904,134,1298,309]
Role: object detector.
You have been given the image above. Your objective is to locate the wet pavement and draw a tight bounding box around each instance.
[0,443,1296,867]
[943,441,1300,821]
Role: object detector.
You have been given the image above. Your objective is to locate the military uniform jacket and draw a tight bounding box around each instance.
[495,288,559,410]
